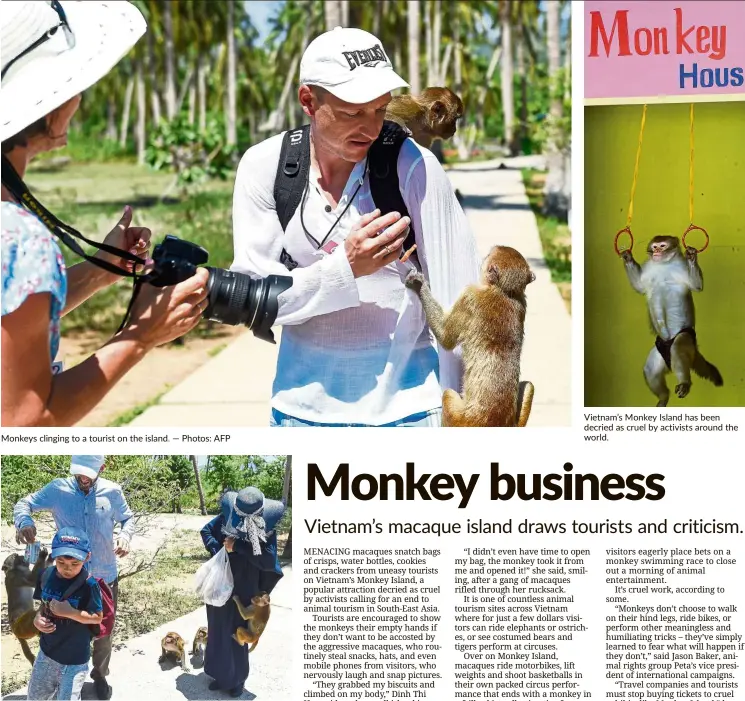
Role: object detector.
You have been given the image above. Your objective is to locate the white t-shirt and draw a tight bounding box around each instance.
[231,131,481,425]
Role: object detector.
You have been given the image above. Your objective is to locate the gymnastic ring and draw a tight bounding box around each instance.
[614,226,634,256]
[682,224,709,253]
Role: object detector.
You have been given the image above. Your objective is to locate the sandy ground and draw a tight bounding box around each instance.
[59,327,244,427]
[1,513,291,693]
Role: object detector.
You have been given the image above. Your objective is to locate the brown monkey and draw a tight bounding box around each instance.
[159,632,190,672]
[405,246,535,427]
[232,592,271,652]
[192,626,208,657]
[386,87,464,149]
[2,548,52,665]
[621,235,722,406]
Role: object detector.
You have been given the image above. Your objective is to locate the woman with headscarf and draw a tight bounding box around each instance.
[199,487,285,697]
[1,1,209,427]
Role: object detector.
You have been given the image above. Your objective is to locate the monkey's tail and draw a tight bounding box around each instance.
[19,638,35,666]
[516,381,534,427]
[693,353,723,386]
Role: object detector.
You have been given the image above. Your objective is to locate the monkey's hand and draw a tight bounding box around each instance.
[620,250,634,264]
[48,599,75,619]
[404,269,425,293]
[685,246,698,262]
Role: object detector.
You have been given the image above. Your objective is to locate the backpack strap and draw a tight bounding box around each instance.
[275,125,311,271]
[274,120,418,271]
[368,120,417,264]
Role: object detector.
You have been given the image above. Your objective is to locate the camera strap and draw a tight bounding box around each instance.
[1,155,147,278]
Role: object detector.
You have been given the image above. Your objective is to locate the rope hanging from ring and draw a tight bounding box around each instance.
[682,103,709,253]
[614,104,647,255]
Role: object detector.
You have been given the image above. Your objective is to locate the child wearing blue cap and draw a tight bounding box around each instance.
[28,527,103,701]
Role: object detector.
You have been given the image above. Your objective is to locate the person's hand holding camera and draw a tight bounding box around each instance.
[345,209,411,278]
[119,268,210,350]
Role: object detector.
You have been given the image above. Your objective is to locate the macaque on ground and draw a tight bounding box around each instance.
[405,245,535,427]
[159,632,190,672]
[621,235,722,406]
[192,626,208,657]
[2,548,52,665]
[232,592,271,652]
[386,87,464,149]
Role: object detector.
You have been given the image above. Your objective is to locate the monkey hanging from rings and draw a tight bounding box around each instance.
[620,234,722,406]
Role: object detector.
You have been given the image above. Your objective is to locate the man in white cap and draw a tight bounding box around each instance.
[14,455,134,699]
[232,27,480,427]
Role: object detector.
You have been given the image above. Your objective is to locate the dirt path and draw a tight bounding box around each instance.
[59,328,244,427]
[1,514,221,692]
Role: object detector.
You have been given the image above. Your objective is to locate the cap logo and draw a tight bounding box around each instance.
[343,44,387,71]
[60,535,81,544]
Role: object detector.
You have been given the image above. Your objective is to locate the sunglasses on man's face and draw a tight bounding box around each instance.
[1,1,76,80]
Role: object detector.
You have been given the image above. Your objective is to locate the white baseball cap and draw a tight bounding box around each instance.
[70,455,105,480]
[1,1,146,143]
[299,27,409,104]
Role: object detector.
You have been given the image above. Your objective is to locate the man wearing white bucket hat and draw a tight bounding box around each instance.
[14,455,134,699]
[231,27,480,428]
[1,1,210,427]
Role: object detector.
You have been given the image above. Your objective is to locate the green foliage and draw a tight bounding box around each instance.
[25,162,235,338]
[203,455,287,508]
[529,66,572,156]
[0,455,197,523]
[521,169,572,284]
[0,455,70,523]
[145,115,237,198]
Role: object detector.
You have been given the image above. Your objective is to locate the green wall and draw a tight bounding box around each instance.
[585,102,745,407]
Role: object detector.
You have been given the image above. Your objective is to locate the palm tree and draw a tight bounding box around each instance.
[226,1,237,145]
[407,0,421,94]
[325,0,342,30]
[500,0,516,156]
[191,455,207,516]
[543,0,568,218]
[163,0,176,119]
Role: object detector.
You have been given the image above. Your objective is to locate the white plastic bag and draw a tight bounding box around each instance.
[194,546,234,606]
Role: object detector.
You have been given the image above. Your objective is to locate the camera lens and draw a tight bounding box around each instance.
[203,268,293,344]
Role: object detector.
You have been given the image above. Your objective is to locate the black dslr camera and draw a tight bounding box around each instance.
[146,235,292,344]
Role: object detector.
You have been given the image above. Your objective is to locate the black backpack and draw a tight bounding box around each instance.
[273,120,417,271]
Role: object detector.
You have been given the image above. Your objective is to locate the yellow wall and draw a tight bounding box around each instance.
[585,102,745,407]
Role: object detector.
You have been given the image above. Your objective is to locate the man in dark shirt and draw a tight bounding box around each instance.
[28,527,103,701]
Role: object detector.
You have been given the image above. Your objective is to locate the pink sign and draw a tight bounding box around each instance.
[585,1,745,104]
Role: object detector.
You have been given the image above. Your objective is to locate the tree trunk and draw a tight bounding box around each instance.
[135,60,146,165]
[439,42,452,85]
[423,1,431,84]
[500,0,516,156]
[543,0,568,219]
[433,0,442,83]
[164,1,176,120]
[282,455,292,505]
[340,0,349,27]
[282,528,292,560]
[176,64,195,116]
[407,1,420,95]
[372,0,382,36]
[191,455,207,516]
[119,76,134,149]
[517,29,527,154]
[453,4,468,160]
[106,97,117,141]
[197,54,207,131]
[468,45,501,153]
[147,25,162,125]
[325,0,342,30]
[188,81,196,125]
[226,2,237,145]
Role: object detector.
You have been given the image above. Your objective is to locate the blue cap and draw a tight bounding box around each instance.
[51,527,90,561]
